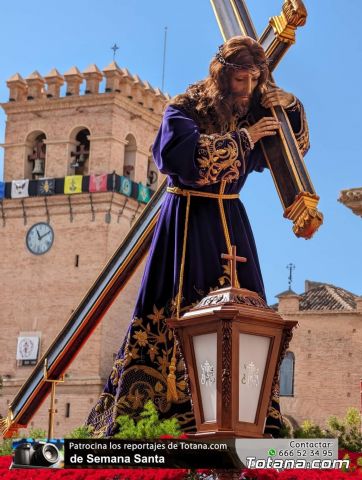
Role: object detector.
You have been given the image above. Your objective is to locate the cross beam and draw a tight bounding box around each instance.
[211,0,307,68]
[211,0,323,239]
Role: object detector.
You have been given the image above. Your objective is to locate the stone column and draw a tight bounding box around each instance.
[119,68,133,97]
[109,137,127,175]
[43,139,78,178]
[134,148,149,184]
[103,61,123,93]
[83,64,103,95]
[6,73,27,102]
[44,68,64,98]
[1,141,31,181]
[153,88,166,115]
[64,66,84,96]
[25,71,45,100]
[87,135,113,173]
[131,75,146,105]
[143,81,156,111]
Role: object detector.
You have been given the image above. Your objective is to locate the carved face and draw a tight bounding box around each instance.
[229,67,260,108]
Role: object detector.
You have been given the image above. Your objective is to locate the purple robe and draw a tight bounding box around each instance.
[87,99,308,437]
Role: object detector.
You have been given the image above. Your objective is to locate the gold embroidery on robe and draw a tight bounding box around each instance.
[196,132,244,186]
[88,300,193,437]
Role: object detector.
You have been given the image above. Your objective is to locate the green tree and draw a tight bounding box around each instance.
[113,400,182,439]
[327,408,362,452]
[65,424,94,439]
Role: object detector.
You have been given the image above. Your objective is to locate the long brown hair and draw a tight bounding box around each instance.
[171,36,269,131]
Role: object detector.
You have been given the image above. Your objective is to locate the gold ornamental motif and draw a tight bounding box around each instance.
[269,0,307,44]
[196,132,242,185]
[284,192,323,239]
[282,0,307,27]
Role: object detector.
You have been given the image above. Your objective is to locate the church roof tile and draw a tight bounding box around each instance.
[299,283,357,311]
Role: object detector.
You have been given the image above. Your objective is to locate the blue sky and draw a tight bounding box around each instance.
[0,0,361,303]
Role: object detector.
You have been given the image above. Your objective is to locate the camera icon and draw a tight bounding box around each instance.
[13,441,60,468]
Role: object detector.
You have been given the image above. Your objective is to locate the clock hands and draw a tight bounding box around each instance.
[36,228,41,240]
[39,230,51,241]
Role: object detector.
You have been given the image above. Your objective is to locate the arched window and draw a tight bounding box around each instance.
[279,351,295,396]
[147,146,158,188]
[123,134,136,181]
[70,128,90,175]
[26,132,46,179]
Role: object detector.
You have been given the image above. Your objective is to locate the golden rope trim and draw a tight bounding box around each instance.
[166,186,239,200]
[176,191,191,320]
[218,181,240,288]
[167,191,192,404]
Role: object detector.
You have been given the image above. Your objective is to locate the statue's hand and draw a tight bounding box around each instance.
[247,117,280,143]
[246,117,280,144]
[261,85,295,109]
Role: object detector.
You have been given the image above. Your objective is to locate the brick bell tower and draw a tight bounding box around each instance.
[0,62,167,435]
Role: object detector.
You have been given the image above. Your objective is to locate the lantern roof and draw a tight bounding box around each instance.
[181,286,282,322]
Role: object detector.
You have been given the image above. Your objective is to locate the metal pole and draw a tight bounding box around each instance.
[43,358,64,440]
[161,26,168,91]
[48,382,56,440]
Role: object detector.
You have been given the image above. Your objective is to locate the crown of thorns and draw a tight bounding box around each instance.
[215,45,269,70]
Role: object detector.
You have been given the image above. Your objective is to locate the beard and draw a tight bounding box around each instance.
[232,95,251,117]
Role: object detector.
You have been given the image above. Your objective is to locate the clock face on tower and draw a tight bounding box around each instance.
[26,222,54,255]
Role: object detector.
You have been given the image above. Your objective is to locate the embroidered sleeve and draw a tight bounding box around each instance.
[285,97,310,156]
[195,129,253,186]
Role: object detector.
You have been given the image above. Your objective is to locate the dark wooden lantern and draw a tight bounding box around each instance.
[168,284,297,438]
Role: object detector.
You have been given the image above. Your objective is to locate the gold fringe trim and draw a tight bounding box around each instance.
[167,341,178,402]
[0,412,12,436]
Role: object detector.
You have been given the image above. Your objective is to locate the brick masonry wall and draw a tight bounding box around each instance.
[280,310,362,428]
[0,193,149,436]
[3,87,162,184]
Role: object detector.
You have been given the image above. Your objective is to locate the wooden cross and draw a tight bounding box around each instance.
[70,143,89,160]
[28,139,46,163]
[211,0,322,239]
[221,245,247,288]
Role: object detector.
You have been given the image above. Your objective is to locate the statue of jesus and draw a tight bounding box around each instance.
[87,36,309,437]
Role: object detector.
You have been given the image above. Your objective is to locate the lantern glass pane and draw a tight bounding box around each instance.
[238,333,270,423]
[193,333,217,422]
